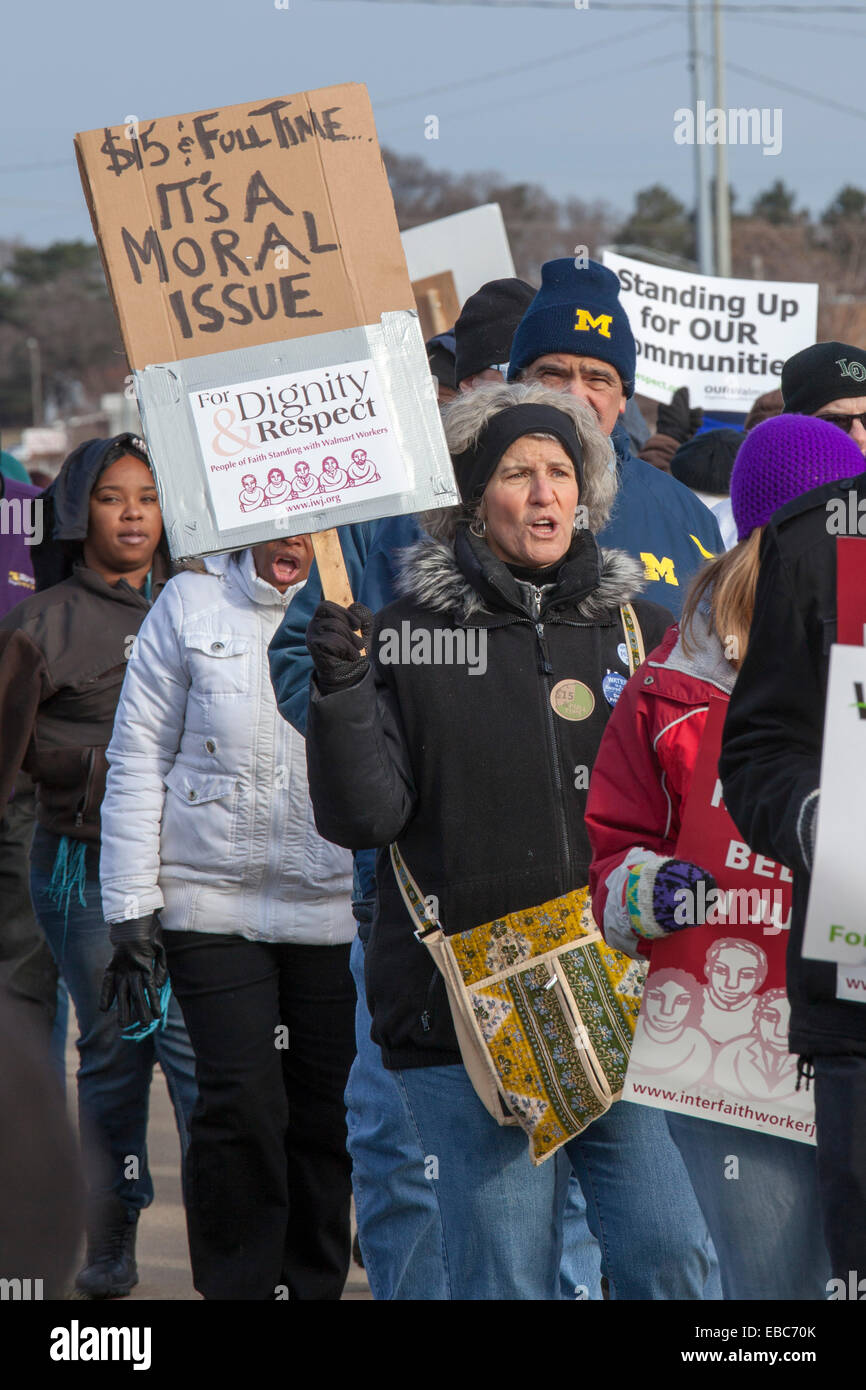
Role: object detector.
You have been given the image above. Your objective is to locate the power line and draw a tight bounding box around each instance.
[0,158,71,175]
[730,11,866,36]
[379,48,682,136]
[377,15,673,108]
[727,61,866,123]
[320,0,866,10]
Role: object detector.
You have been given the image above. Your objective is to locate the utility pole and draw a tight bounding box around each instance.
[689,0,714,275]
[25,337,43,427]
[713,0,732,277]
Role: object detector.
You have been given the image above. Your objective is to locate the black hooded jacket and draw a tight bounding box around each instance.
[0,435,170,843]
[306,525,670,1069]
[720,472,866,1057]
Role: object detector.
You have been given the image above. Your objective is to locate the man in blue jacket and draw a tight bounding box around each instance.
[509,257,722,603]
[268,262,722,1299]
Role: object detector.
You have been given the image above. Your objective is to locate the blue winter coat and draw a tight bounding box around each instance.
[598,422,722,612]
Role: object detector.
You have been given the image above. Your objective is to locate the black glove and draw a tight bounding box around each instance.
[99,914,168,1030]
[306,601,373,694]
[656,386,703,445]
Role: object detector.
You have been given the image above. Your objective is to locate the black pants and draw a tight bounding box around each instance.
[162,930,356,1300]
[0,777,57,1036]
[813,1053,866,1280]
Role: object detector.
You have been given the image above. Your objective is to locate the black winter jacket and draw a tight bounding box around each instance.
[720,473,866,1058]
[306,525,670,1069]
[0,562,169,842]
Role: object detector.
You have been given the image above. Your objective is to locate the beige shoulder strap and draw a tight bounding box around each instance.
[619,602,645,675]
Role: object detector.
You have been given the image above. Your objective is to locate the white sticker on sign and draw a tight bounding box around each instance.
[837,964,866,1003]
[188,358,410,531]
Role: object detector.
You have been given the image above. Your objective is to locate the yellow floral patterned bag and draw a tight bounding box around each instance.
[391,847,647,1165]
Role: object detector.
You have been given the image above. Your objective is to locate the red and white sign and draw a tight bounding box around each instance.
[626,697,815,1145]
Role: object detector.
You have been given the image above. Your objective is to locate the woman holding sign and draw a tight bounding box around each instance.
[301,382,729,1301]
[585,414,863,1300]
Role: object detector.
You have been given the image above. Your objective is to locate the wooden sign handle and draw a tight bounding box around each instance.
[311,528,366,656]
[312,528,355,607]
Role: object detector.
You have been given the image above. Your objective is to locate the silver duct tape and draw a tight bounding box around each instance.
[135,310,459,560]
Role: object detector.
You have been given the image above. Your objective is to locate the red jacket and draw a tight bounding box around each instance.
[586,618,735,955]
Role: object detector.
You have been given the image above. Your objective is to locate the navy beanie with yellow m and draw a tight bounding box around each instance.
[508,258,636,397]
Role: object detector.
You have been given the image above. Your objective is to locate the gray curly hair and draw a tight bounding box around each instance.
[421,381,617,543]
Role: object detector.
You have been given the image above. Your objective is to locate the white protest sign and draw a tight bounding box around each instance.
[803,643,866,967]
[188,357,407,532]
[602,250,818,412]
[401,204,515,309]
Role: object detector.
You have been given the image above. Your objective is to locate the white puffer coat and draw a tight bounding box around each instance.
[100,549,353,943]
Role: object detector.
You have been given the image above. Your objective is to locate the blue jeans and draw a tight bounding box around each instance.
[346,933,603,1300]
[393,1060,570,1299]
[30,828,197,1213]
[667,1111,831,1299]
[345,933,447,1299]
[347,934,718,1299]
[565,1101,721,1300]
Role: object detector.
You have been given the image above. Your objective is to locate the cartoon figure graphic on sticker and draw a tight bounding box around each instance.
[291,460,320,499]
[550,679,595,721]
[238,474,266,512]
[347,448,380,486]
[264,467,291,506]
[319,456,349,492]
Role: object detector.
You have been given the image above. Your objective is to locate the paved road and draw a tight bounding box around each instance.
[64,1027,371,1301]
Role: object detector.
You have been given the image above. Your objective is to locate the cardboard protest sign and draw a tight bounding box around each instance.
[625,698,815,1145]
[602,250,818,413]
[75,86,414,368]
[75,86,459,559]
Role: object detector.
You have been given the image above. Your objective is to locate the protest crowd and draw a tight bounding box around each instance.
[2,224,866,1304]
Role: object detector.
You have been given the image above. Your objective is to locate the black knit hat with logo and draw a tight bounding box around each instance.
[781,341,866,416]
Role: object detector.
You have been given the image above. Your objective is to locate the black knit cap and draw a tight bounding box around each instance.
[782,341,866,416]
[454,278,536,385]
[671,428,742,495]
[452,403,584,504]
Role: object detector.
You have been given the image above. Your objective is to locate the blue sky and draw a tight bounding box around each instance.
[2,0,865,246]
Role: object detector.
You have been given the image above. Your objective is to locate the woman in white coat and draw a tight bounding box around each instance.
[99,536,356,1301]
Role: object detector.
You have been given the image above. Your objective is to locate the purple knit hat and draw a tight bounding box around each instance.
[730,414,865,541]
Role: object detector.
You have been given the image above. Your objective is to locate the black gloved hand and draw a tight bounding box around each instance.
[306,601,373,694]
[99,914,167,1030]
[656,386,703,445]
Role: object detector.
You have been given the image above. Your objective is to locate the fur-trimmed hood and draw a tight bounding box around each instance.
[394,530,647,624]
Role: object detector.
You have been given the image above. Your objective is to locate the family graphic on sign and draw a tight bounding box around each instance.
[237,450,381,511]
[630,937,806,1104]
